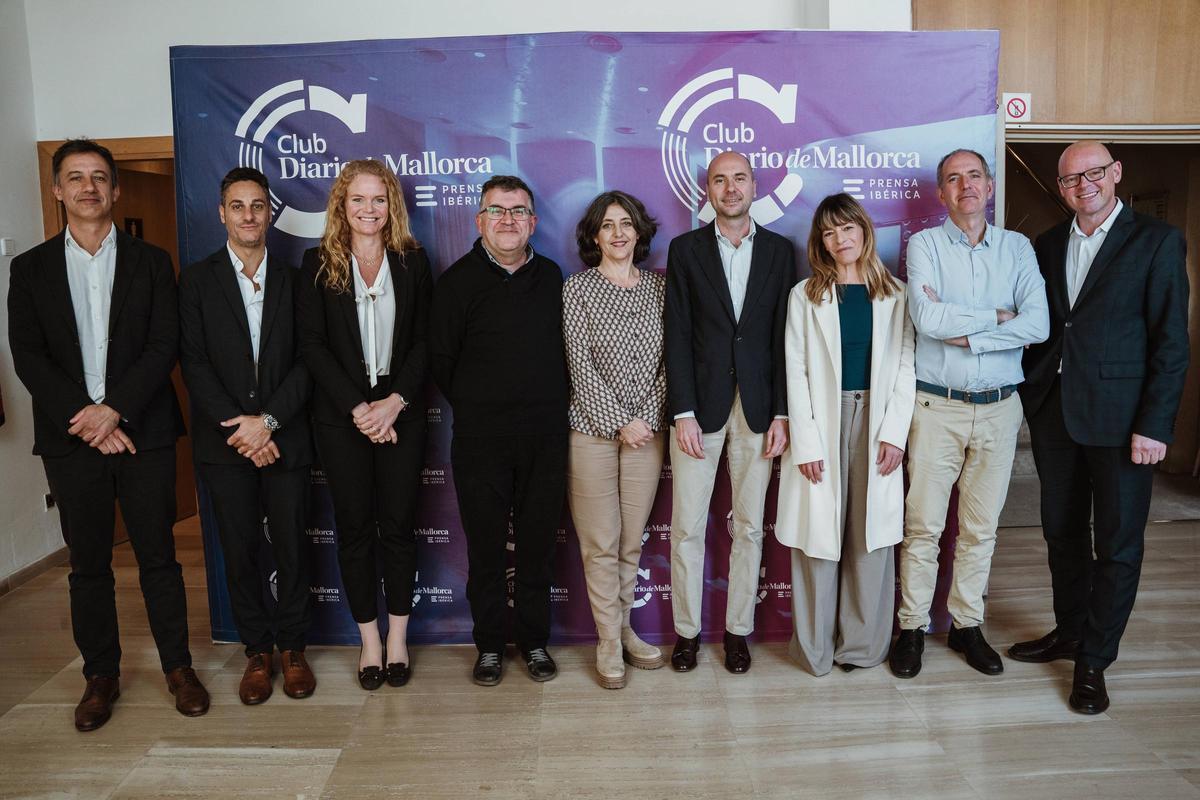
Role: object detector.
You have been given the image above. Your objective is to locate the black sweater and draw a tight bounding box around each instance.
[430,238,568,437]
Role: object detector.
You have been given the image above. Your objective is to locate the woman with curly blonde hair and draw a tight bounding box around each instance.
[295,159,432,690]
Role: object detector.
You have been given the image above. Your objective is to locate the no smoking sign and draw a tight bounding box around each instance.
[1002,92,1032,123]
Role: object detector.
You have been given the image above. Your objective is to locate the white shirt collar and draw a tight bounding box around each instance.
[1071,199,1124,239]
[715,218,757,247]
[227,243,267,283]
[65,223,117,254]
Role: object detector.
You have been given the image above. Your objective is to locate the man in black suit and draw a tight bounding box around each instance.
[1012,140,1189,713]
[179,167,316,705]
[664,151,794,674]
[8,138,209,731]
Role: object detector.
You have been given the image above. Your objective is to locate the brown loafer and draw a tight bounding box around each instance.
[75,676,120,732]
[239,652,274,705]
[280,650,316,699]
[165,666,210,717]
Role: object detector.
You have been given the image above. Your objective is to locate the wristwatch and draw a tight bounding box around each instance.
[262,413,281,432]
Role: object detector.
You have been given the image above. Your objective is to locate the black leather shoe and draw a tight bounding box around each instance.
[836,662,861,673]
[1008,628,1080,663]
[521,647,557,682]
[1069,661,1110,714]
[723,632,752,674]
[671,634,701,672]
[889,629,924,679]
[357,645,385,691]
[472,651,503,687]
[386,661,411,687]
[948,626,1004,675]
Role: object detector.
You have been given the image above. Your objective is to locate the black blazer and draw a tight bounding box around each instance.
[1020,204,1189,447]
[179,246,313,468]
[664,222,795,433]
[8,228,184,456]
[295,246,432,428]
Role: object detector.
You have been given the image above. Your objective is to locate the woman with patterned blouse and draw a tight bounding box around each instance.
[564,191,668,689]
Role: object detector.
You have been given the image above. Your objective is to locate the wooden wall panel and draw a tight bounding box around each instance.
[914,0,1200,125]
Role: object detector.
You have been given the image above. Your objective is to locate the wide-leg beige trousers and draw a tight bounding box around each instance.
[669,392,773,639]
[566,430,665,640]
[898,391,1022,630]
[789,390,895,676]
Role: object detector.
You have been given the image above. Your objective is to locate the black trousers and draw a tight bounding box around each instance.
[1028,379,1154,669]
[42,445,190,678]
[450,434,567,653]
[198,460,312,656]
[314,419,425,623]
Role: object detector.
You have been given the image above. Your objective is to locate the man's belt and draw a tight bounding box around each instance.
[916,380,1017,405]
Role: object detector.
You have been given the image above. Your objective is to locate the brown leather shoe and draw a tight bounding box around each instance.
[280,650,316,699]
[165,666,210,717]
[75,676,120,732]
[239,652,274,705]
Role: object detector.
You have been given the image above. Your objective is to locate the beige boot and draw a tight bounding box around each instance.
[596,639,626,689]
[621,625,665,670]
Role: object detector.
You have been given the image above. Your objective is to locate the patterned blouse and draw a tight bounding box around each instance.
[563,267,668,439]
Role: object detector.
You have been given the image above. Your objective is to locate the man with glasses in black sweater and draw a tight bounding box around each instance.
[430,175,568,686]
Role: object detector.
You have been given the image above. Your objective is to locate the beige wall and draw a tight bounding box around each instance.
[914,0,1200,124]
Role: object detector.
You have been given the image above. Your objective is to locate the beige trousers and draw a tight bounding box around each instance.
[566,430,665,640]
[898,391,1022,630]
[670,392,774,638]
[790,390,895,676]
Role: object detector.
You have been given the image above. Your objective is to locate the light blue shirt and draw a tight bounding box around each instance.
[714,219,756,321]
[906,217,1049,391]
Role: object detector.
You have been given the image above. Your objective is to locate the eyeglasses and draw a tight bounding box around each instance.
[1057,161,1116,189]
[479,205,533,221]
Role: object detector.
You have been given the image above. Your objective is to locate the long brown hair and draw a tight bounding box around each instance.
[316,159,419,294]
[804,193,900,304]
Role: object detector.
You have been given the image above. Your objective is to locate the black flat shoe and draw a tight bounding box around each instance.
[671,635,701,672]
[1069,661,1110,714]
[1008,628,1080,663]
[357,646,385,691]
[836,662,861,673]
[473,651,503,687]
[386,661,411,687]
[948,626,1004,675]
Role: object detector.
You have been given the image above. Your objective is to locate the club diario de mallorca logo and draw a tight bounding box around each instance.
[234,79,493,239]
[236,80,366,239]
[658,68,804,226]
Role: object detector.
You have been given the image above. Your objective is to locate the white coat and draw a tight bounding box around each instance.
[775,279,916,561]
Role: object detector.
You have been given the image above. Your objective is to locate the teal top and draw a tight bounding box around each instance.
[838,284,872,391]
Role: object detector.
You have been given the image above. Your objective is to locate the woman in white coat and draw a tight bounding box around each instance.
[776,193,916,676]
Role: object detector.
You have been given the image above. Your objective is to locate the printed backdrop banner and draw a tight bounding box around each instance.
[171,30,999,646]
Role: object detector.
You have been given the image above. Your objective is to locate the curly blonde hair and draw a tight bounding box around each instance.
[316,159,419,294]
[805,193,900,305]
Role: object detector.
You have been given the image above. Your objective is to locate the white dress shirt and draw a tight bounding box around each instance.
[1067,199,1123,308]
[64,224,118,402]
[228,244,267,366]
[352,254,394,387]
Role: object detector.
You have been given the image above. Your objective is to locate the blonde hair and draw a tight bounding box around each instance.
[804,193,900,304]
[316,159,419,293]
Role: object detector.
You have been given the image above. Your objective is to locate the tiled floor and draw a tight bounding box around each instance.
[1,518,1198,799]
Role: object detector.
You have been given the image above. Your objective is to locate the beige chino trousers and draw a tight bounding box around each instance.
[567,430,665,641]
[898,391,1022,630]
[670,392,773,639]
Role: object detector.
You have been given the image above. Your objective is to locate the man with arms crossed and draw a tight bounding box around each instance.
[1012,141,1188,713]
[8,139,209,730]
[664,151,794,674]
[430,175,568,686]
[179,167,316,705]
[890,148,1048,679]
